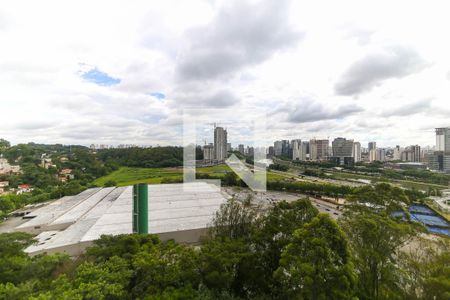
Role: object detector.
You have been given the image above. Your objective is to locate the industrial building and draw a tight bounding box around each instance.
[15,182,228,256]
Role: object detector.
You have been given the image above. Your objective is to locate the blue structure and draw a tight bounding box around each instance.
[408,204,450,237]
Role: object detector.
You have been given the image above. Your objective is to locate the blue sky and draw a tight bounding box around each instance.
[81,68,121,86]
[148,92,166,100]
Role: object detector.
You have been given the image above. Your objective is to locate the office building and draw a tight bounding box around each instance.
[428,127,450,173]
[238,144,245,155]
[376,148,386,162]
[203,144,214,161]
[331,138,354,166]
[301,141,309,160]
[393,145,402,160]
[281,140,290,157]
[436,127,450,152]
[310,139,329,161]
[214,126,227,161]
[353,142,361,163]
[291,139,302,160]
[274,141,282,156]
[246,146,254,157]
[402,145,421,162]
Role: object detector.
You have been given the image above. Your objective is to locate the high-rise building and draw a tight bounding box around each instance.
[268,146,274,156]
[281,140,290,157]
[226,143,231,152]
[428,127,450,173]
[376,148,386,162]
[402,145,421,162]
[331,138,354,166]
[301,141,309,160]
[291,139,302,160]
[353,142,361,163]
[246,146,254,157]
[214,126,227,161]
[310,139,329,161]
[203,144,214,161]
[436,127,450,152]
[393,145,402,160]
[238,144,245,155]
[368,142,377,162]
[274,141,283,156]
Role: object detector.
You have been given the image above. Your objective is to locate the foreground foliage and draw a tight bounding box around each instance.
[0,185,448,299]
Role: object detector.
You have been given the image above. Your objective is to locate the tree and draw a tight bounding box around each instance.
[0,139,10,149]
[345,183,410,214]
[200,238,251,296]
[131,241,200,297]
[400,238,450,300]
[223,172,238,186]
[103,180,117,187]
[73,256,132,300]
[247,199,319,296]
[209,198,258,241]
[340,183,420,299]
[275,214,356,300]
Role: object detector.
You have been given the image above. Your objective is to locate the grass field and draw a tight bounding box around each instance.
[94,165,288,187]
[93,167,183,186]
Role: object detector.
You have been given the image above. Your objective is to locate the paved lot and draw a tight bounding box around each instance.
[223,187,342,218]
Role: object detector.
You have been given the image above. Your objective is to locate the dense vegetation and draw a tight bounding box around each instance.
[0,142,119,220]
[96,146,202,168]
[0,183,448,299]
[268,163,289,172]
[0,141,189,220]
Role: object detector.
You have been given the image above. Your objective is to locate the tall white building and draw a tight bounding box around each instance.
[301,141,309,160]
[291,139,302,160]
[353,142,361,162]
[436,128,450,152]
[376,148,386,162]
[310,139,329,161]
[393,145,402,160]
[402,145,421,162]
[203,144,214,161]
[214,126,227,161]
[368,142,377,162]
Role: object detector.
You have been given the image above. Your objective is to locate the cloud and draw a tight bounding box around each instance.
[176,0,303,81]
[0,12,7,31]
[382,98,432,117]
[281,99,364,123]
[340,24,375,45]
[15,120,57,130]
[334,46,428,96]
[173,88,240,108]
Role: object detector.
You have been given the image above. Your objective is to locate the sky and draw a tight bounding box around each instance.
[1,0,449,148]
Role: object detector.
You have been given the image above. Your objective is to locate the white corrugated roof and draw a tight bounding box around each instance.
[23,183,227,254]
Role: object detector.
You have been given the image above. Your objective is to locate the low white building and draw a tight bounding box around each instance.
[15,182,228,256]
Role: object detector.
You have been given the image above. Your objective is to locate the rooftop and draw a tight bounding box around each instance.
[15,182,228,255]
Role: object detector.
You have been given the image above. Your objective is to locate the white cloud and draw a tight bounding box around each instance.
[0,0,449,148]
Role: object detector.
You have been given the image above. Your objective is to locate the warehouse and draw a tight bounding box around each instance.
[15,182,228,256]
